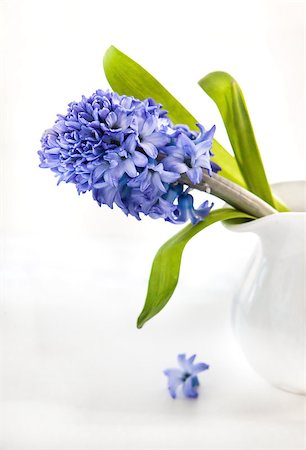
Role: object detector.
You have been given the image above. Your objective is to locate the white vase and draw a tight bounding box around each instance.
[225,180,306,394]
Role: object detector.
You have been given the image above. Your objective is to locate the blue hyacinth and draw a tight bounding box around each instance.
[164,354,209,399]
[38,90,217,224]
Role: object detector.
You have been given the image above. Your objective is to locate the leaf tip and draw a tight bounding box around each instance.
[103,45,113,60]
[136,314,146,329]
[103,45,121,67]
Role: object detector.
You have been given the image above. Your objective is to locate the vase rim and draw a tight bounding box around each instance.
[224,180,306,232]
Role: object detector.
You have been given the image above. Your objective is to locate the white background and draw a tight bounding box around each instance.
[1,1,305,449]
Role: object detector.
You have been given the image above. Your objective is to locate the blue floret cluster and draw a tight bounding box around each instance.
[39,90,218,224]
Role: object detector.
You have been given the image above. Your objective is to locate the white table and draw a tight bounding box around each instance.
[1,232,305,450]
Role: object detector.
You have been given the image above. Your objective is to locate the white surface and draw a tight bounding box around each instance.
[1,230,305,450]
[1,0,305,449]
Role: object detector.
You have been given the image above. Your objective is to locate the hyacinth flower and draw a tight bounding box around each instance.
[39,89,220,224]
[164,354,209,399]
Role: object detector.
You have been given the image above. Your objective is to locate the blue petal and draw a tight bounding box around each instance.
[177,354,189,372]
[132,151,148,168]
[186,167,203,185]
[197,200,213,218]
[124,134,137,153]
[164,184,183,203]
[183,376,199,399]
[105,111,117,128]
[192,376,200,387]
[146,131,170,147]
[164,368,184,378]
[186,354,197,371]
[160,170,180,184]
[177,132,196,156]
[123,158,137,178]
[168,379,183,399]
[161,146,185,159]
[162,156,188,174]
[92,163,108,183]
[211,161,221,173]
[140,172,152,192]
[140,142,158,159]
[141,115,156,136]
[152,172,167,193]
[195,140,213,156]
[116,110,133,130]
[203,124,216,142]
[191,362,210,375]
[164,369,184,399]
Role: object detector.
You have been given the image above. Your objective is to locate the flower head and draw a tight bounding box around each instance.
[39,90,217,223]
[164,353,209,399]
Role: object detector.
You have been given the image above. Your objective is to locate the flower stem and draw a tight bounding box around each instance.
[181,172,278,218]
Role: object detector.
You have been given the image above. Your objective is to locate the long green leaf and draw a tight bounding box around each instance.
[198,72,275,207]
[103,46,245,186]
[137,209,254,328]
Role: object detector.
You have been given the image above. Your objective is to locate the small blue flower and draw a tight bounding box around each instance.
[170,190,213,225]
[162,124,217,184]
[164,354,209,399]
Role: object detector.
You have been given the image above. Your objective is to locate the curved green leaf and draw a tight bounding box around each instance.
[103,46,245,186]
[198,72,275,207]
[137,209,254,328]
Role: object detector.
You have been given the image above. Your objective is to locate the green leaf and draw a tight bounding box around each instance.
[198,72,275,207]
[137,209,254,328]
[103,46,245,186]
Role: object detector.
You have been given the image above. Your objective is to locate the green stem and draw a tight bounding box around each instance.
[181,172,278,218]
